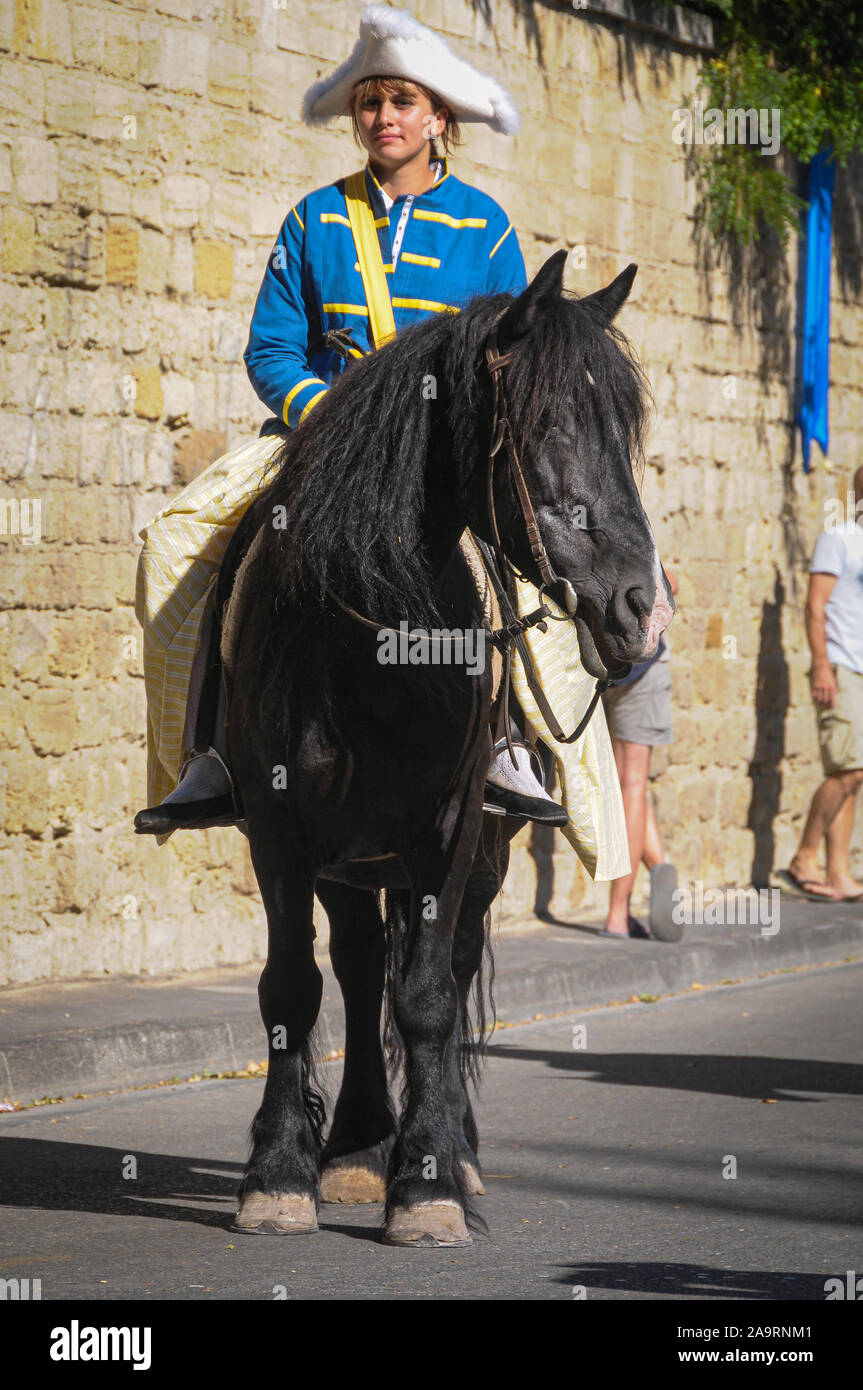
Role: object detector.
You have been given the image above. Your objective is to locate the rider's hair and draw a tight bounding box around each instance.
[349,75,462,161]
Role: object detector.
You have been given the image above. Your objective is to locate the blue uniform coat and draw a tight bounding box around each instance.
[244,157,527,428]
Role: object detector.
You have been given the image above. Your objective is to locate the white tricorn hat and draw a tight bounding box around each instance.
[301,5,520,135]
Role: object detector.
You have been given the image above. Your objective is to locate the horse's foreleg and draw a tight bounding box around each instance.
[233,834,323,1236]
[445,820,512,1197]
[384,773,487,1248]
[316,881,395,1204]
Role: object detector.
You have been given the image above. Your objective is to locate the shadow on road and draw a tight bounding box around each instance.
[550,1259,829,1300]
[485,1045,863,1100]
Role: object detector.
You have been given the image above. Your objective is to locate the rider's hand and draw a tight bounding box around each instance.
[812,662,837,708]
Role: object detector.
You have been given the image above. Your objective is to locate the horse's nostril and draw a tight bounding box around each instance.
[625,586,651,622]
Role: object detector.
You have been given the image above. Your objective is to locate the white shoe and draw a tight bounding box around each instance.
[483,739,568,825]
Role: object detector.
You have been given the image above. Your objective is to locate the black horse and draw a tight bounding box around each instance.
[219,250,673,1246]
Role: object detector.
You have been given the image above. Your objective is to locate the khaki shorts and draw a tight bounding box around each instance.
[602,657,673,746]
[818,664,863,775]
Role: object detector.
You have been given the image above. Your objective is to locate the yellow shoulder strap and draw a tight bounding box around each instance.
[344,170,397,349]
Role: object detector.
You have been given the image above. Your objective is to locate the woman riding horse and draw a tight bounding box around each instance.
[134,5,572,838]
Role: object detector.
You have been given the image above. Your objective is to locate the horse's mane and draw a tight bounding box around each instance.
[248,287,651,634]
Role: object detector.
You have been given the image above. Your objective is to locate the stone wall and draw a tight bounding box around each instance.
[1,0,861,985]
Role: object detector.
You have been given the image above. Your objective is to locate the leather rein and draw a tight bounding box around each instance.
[324,315,609,747]
[478,317,609,747]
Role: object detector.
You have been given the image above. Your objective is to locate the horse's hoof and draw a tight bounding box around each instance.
[461,1161,485,1196]
[232,1191,318,1235]
[383,1201,472,1247]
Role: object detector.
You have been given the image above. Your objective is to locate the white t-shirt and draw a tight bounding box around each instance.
[810,521,863,674]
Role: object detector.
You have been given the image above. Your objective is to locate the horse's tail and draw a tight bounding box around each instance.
[381,888,408,1094]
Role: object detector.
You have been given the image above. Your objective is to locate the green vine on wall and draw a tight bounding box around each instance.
[666,0,863,246]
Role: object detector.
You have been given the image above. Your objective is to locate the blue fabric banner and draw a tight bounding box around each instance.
[797,148,835,471]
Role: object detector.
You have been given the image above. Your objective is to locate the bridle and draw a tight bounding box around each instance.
[483,318,579,619]
[323,312,613,749]
[478,316,610,748]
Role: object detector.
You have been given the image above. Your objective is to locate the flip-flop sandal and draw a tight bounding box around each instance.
[648,863,684,942]
[627,917,652,940]
[596,928,629,940]
[776,870,839,903]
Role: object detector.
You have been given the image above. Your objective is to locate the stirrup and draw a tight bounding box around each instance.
[175,745,244,821]
[133,748,244,835]
[482,738,568,826]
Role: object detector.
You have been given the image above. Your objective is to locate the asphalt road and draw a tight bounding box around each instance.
[1,963,861,1302]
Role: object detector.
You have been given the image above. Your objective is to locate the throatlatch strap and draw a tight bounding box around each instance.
[344,170,397,350]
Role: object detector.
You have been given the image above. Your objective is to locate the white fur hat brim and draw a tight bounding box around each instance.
[302,5,520,135]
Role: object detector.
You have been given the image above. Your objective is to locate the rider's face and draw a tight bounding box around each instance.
[354,83,446,168]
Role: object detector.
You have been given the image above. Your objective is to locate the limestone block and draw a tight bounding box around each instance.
[103,11,138,82]
[24,688,77,757]
[250,48,300,120]
[0,143,11,201]
[99,158,134,216]
[162,171,210,230]
[194,238,233,299]
[2,204,35,274]
[173,428,227,485]
[209,37,249,107]
[2,750,50,822]
[212,177,254,238]
[133,364,163,420]
[13,0,72,62]
[160,370,194,427]
[145,428,174,488]
[36,208,104,289]
[125,175,159,234]
[105,222,139,285]
[167,233,194,294]
[145,24,208,96]
[69,2,105,66]
[137,226,169,293]
[0,58,44,125]
[220,114,260,177]
[116,298,148,361]
[12,134,58,205]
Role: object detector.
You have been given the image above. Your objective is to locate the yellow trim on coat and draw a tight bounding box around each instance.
[412,209,486,229]
[321,212,351,227]
[354,262,393,272]
[392,297,460,314]
[489,223,513,258]
[401,251,441,268]
[282,375,326,424]
[323,302,369,315]
[299,388,328,424]
[290,206,304,231]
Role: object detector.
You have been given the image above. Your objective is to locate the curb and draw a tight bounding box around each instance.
[2,909,862,1107]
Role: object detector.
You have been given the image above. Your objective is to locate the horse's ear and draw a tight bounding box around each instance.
[582,263,638,323]
[495,248,568,348]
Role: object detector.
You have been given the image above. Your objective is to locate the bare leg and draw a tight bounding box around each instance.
[790,770,863,899]
[605,739,650,935]
[824,777,863,897]
[642,796,665,870]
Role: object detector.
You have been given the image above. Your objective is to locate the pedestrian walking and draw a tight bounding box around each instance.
[783,468,863,902]
[599,567,680,938]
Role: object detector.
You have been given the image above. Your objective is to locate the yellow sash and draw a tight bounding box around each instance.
[344,170,397,349]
